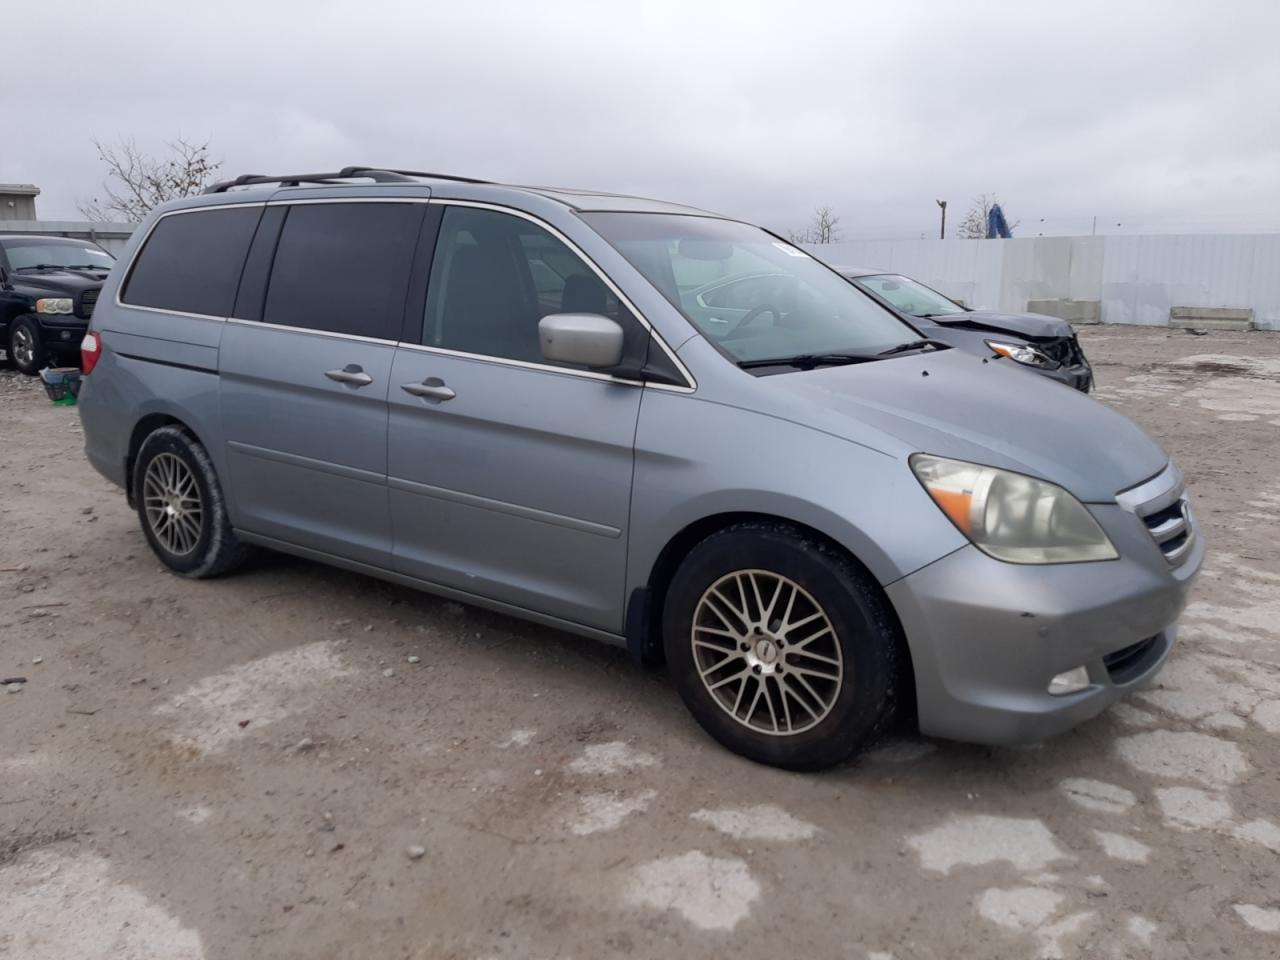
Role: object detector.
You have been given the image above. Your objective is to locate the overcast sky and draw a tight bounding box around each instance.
[5,0,1279,239]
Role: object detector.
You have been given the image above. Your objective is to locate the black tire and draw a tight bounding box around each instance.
[663,521,903,770]
[132,426,252,578]
[9,316,47,376]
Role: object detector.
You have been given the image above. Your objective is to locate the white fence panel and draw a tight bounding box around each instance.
[807,234,1280,330]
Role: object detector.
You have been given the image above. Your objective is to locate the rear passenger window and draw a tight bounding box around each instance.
[263,202,423,340]
[424,206,633,364]
[122,207,260,317]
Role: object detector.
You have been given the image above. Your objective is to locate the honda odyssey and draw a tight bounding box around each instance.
[76,167,1202,769]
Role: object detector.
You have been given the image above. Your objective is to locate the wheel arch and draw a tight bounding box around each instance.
[627,510,916,725]
[125,413,203,507]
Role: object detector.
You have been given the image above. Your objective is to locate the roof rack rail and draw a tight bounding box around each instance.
[203,166,491,194]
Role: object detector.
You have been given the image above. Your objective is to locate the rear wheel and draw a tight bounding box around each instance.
[9,316,46,376]
[663,522,903,770]
[133,426,252,578]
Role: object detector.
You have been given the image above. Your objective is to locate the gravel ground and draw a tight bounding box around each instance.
[2,325,1279,960]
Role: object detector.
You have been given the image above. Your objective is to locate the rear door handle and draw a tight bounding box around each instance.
[325,365,374,387]
[400,378,456,402]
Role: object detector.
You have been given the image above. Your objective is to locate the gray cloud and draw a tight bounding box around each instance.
[7,0,1279,237]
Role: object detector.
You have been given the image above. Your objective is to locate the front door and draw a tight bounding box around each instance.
[388,204,644,631]
[219,200,426,567]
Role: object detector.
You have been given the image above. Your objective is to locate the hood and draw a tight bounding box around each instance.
[766,349,1165,502]
[11,268,109,296]
[929,309,1072,340]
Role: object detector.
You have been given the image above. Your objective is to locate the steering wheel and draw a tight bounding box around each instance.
[725,303,780,336]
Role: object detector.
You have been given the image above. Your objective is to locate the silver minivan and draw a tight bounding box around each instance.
[77,167,1202,769]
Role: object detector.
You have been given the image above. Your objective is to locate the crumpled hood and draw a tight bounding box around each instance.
[767,349,1165,502]
[931,309,1072,340]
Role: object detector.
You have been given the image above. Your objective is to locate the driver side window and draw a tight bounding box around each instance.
[423,206,640,367]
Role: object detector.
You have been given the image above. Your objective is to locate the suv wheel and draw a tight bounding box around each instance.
[133,426,252,578]
[9,316,47,376]
[663,521,903,770]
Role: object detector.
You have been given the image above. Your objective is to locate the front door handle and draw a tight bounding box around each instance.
[325,365,374,387]
[400,378,456,402]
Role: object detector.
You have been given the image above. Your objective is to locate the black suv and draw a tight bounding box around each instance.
[0,235,115,375]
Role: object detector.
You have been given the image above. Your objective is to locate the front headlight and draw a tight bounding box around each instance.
[36,297,74,315]
[910,454,1118,564]
[986,339,1058,369]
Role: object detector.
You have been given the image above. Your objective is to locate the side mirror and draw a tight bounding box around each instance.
[539,313,624,369]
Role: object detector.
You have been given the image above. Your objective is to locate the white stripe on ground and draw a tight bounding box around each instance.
[153,641,354,753]
[570,790,657,836]
[0,849,205,959]
[690,804,818,841]
[566,741,659,775]
[624,851,759,932]
[908,816,1071,875]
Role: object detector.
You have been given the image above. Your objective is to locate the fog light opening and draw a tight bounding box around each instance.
[1048,666,1091,696]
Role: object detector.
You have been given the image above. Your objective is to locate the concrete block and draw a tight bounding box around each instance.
[1169,306,1254,331]
[1026,298,1101,325]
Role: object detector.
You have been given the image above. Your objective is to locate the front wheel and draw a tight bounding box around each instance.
[8,316,47,376]
[133,426,252,578]
[663,522,904,770]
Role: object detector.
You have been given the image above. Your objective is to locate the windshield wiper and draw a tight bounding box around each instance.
[738,352,880,370]
[877,338,946,356]
[14,264,70,271]
[65,263,111,270]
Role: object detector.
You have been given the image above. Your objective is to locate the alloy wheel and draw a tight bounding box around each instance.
[11,326,34,368]
[690,569,844,735]
[142,452,204,556]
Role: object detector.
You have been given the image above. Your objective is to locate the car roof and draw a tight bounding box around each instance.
[191,167,721,218]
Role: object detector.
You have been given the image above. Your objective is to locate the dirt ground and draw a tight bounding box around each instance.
[2,325,1279,960]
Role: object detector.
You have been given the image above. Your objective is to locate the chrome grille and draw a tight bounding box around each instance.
[1117,465,1197,566]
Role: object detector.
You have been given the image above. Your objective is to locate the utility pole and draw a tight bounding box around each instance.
[936,199,947,239]
[1091,215,1096,237]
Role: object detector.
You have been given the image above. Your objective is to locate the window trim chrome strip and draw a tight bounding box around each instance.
[225,315,399,347]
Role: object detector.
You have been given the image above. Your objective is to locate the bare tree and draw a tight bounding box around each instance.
[788,206,842,244]
[77,138,222,222]
[957,193,1019,239]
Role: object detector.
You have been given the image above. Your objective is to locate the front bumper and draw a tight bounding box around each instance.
[886,501,1203,746]
[1038,360,1093,393]
[35,316,89,354]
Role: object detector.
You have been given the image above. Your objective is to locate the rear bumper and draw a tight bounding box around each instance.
[886,526,1202,746]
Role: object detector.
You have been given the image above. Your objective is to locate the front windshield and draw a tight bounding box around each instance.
[581,213,918,363]
[3,239,115,271]
[854,274,964,317]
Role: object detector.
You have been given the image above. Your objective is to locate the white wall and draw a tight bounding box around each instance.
[807,234,1280,330]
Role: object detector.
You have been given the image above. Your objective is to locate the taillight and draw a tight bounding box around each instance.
[81,331,102,375]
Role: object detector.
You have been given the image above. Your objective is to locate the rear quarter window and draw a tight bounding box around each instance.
[121,207,262,317]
